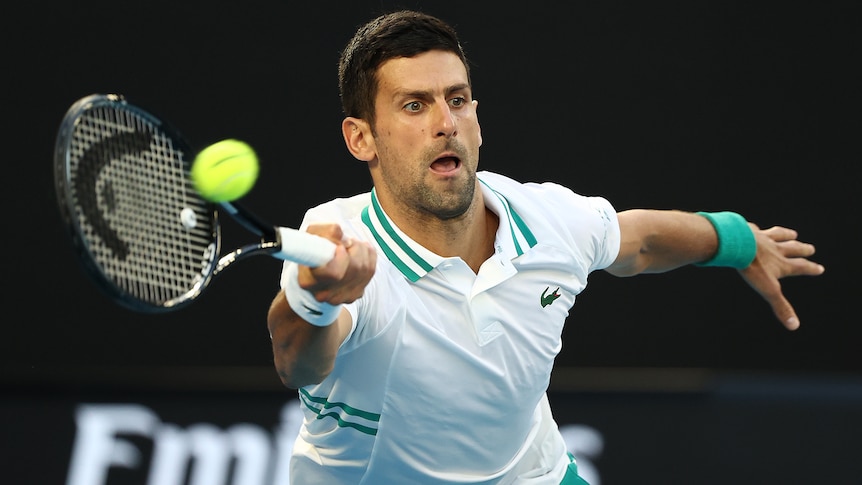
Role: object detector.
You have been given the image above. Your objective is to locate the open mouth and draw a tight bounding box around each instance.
[430,156,461,174]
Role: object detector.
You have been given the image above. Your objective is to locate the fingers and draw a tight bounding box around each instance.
[769,294,801,331]
[306,223,345,244]
[762,225,798,243]
[743,224,825,331]
[758,226,826,277]
[774,240,824,278]
[746,269,803,331]
[785,258,826,278]
[304,236,376,305]
[778,239,816,258]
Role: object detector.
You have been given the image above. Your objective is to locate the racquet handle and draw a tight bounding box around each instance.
[274,227,339,267]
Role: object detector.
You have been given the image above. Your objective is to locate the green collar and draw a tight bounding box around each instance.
[361,177,537,282]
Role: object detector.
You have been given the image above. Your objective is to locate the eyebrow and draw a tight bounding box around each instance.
[395,83,471,100]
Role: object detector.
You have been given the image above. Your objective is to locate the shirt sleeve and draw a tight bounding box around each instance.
[585,194,620,272]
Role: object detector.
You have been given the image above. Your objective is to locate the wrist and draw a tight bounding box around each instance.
[695,211,756,269]
[282,263,342,327]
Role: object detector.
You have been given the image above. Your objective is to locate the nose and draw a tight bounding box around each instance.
[433,100,457,138]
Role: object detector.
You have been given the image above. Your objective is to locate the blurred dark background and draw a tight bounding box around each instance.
[6,0,854,374]
[1,1,859,482]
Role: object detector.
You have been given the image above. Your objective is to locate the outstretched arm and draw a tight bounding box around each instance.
[606,209,824,330]
[267,224,377,388]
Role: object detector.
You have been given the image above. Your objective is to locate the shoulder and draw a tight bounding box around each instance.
[479,171,620,269]
[478,171,615,220]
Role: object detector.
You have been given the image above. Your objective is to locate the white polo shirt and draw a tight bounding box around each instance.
[282,171,620,484]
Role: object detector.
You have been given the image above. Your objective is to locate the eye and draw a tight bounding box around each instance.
[450,97,466,108]
[404,101,422,112]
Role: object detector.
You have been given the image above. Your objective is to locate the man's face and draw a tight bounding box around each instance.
[366,50,482,222]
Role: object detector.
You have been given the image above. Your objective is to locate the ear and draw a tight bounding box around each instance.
[342,117,375,162]
[473,99,482,147]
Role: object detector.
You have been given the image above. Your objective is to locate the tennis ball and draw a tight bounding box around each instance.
[191,139,259,202]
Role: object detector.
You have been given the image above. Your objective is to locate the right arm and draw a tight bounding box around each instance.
[266,224,377,389]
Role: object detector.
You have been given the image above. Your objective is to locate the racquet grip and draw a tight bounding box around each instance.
[274,227,338,267]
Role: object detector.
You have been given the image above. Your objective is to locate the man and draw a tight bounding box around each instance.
[266,10,824,484]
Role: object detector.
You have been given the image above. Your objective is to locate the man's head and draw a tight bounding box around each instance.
[338,10,482,229]
[338,10,471,127]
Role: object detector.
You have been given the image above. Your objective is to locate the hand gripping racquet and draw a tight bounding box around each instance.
[54,93,336,313]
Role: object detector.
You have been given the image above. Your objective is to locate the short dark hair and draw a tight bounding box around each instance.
[337,10,471,125]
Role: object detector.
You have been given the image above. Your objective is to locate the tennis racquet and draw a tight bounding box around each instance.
[54,93,336,313]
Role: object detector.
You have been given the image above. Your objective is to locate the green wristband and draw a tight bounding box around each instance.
[695,211,756,269]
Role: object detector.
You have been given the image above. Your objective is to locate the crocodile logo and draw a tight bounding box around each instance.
[540,286,561,308]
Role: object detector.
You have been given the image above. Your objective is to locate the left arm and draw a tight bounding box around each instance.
[605,209,825,330]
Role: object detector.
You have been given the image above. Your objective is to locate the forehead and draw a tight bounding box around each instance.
[376,50,469,94]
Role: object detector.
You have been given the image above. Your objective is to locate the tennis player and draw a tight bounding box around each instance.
[266,10,824,484]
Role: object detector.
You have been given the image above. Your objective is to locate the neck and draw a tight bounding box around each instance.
[386,190,498,273]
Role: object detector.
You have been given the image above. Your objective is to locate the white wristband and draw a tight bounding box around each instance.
[282,263,342,327]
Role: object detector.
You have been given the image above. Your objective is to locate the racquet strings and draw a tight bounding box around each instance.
[65,101,217,308]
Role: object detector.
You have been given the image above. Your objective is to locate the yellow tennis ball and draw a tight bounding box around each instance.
[191,139,259,202]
